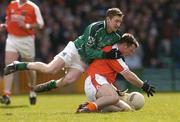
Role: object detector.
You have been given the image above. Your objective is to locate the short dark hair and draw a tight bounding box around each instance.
[119,33,139,48]
[106,8,124,19]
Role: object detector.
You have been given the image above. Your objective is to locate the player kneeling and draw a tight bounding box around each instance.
[76,90,144,113]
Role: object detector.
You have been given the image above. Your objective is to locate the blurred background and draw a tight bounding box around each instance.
[0,0,180,94]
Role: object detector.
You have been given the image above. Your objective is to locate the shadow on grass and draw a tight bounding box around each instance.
[0,105,29,109]
[0,105,29,116]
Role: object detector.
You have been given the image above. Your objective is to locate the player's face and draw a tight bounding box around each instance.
[123,44,136,56]
[107,16,123,33]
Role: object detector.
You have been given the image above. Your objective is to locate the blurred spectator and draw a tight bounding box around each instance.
[143,35,162,68]
[172,27,180,68]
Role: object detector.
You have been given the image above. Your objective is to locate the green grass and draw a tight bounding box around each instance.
[0,93,180,122]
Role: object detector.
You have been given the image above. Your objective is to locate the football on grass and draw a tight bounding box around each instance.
[127,92,145,110]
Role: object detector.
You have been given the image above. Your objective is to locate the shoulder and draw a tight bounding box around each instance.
[89,21,104,29]
[9,0,17,5]
[7,0,17,9]
[27,0,39,9]
[102,44,118,52]
[112,30,122,41]
[102,46,112,52]
[11,0,17,3]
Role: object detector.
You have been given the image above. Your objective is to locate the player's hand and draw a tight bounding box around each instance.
[116,89,128,96]
[0,23,7,31]
[142,80,155,97]
[104,49,123,59]
[17,21,31,29]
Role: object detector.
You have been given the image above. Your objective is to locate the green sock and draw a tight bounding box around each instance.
[46,80,57,90]
[35,80,57,93]
[16,62,28,70]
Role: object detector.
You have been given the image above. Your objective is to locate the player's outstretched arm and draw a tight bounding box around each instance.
[0,23,7,31]
[121,70,155,97]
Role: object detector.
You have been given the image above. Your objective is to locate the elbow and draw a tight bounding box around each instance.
[39,23,44,29]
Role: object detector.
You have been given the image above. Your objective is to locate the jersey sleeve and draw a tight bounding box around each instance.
[29,1,44,28]
[107,58,129,74]
[34,6,44,28]
[5,3,11,22]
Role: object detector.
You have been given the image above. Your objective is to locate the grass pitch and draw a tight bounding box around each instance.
[0,93,180,122]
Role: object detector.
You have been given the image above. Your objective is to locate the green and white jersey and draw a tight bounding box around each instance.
[74,21,121,64]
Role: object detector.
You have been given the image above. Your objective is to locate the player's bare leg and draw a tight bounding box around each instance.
[34,68,82,92]
[21,57,37,105]
[101,100,132,112]
[4,57,65,75]
[26,70,37,105]
[77,84,120,113]
[0,51,19,105]
[96,84,119,105]
[56,68,82,87]
[27,58,65,74]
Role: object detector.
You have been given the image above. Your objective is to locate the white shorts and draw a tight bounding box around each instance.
[84,74,110,102]
[55,41,87,72]
[6,34,35,60]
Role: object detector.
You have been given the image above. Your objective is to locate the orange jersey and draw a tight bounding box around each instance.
[86,44,129,84]
[6,0,44,36]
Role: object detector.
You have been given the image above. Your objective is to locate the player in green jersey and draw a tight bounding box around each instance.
[4,8,124,93]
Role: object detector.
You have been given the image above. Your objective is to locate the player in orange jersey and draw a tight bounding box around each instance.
[77,33,155,113]
[0,0,44,105]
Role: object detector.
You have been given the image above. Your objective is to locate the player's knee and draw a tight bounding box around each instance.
[123,105,132,111]
[32,62,57,74]
[44,66,58,74]
[49,69,58,74]
[112,95,120,104]
[42,68,53,74]
[63,75,76,84]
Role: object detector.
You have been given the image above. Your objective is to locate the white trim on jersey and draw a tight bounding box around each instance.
[27,1,44,28]
[111,44,129,74]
